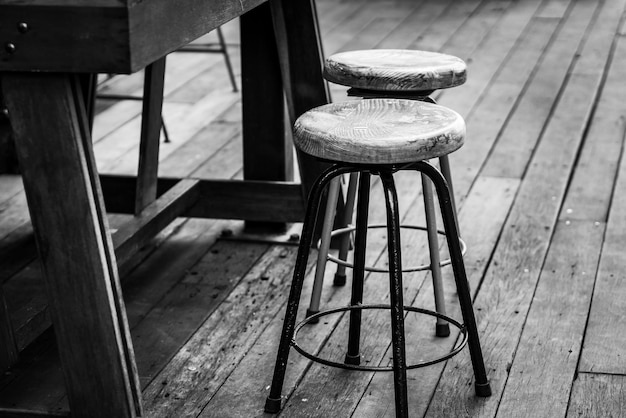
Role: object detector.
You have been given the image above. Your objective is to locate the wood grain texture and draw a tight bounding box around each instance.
[99,175,307,223]
[240,2,291,232]
[426,2,613,413]
[127,0,265,73]
[376,0,451,50]
[270,0,334,202]
[578,107,626,374]
[495,220,604,418]
[560,26,626,222]
[0,285,18,371]
[131,240,268,388]
[143,245,307,417]
[0,5,129,73]
[481,0,598,179]
[438,0,544,117]
[294,99,465,164]
[134,57,166,215]
[200,159,424,418]
[350,176,519,418]
[0,115,17,175]
[113,179,200,267]
[337,1,425,52]
[240,3,292,183]
[567,373,626,418]
[448,12,561,199]
[324,49,466,92]
[0,0,125,6]
[4,269,48,352]
[0,0,265,73]
[3,0,626,416]
[408,0,483,52]
[1,73,141,417]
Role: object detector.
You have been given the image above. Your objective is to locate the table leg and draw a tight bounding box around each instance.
[240,3,292,233]
[77,73,97,131]
[270,0,348,241]
[136,57,167,215]
[1,73,142,418]
[0,284,18,371]
[0,88,18,174]
[270,0,331,196]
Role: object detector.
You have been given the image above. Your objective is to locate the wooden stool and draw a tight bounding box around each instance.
[307,50,468,338]
[265,99,491,417]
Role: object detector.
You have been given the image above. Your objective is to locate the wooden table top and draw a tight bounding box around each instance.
[0,0,265,74]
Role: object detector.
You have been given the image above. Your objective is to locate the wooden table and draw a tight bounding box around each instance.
[0,1,330,416]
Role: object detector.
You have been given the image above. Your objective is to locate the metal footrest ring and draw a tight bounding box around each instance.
[320,224,467,273]
[292,304,468,372]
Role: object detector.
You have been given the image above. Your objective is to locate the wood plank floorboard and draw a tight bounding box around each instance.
[2,0,626,416]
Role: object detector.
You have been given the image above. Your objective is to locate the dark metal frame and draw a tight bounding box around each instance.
[307,91,459,337]
[293,304,469,371]
[321,224,467,272]
[265,161,492,418]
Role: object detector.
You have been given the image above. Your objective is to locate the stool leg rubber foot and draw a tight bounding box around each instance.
[264,396,282,413]
[333,273,347,286]
[344,353,361,365]
[305,309,320,323]
[436,323,450,338]
[475,381,492,397]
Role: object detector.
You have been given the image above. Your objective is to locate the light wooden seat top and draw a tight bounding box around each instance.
[324,49,467,92]
[294,99,465,165]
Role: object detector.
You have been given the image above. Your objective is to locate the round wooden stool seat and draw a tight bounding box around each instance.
[324,49,466,92]
[294,99,465,165]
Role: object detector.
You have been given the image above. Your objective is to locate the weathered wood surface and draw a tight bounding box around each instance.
[294,99,465,164]
[494,220,604,418]
[0,285,17,371]
[578,32,626,374]
[0,0,265,73]
[1,74,142,417]
[426,0,625,416]
[567,374,626,418]
[3,0,626,416]
[324,49,466,91]
[134,57,167,215]
[0,111,17,175]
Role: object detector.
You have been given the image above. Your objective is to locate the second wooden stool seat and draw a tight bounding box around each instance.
[324,49,466,94]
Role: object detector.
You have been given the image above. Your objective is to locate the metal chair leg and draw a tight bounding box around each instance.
[380,170,409,418]
[307,177,341,320]
[161,115,171,143]
[423,96,459,232]
[414,161,492,397]
[438,154,459,228]
[422,173,450,337]
[217,27,238,92]
[265,165,353,413]
[333,172,359,286]
[344,172,371,366]
[308,172,357,318]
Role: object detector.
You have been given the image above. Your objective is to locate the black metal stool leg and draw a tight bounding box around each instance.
[265,165,353,413]
[414,161,492,398]
[345,172,371,366]
[380,170,409,418]
[422,97,459,229]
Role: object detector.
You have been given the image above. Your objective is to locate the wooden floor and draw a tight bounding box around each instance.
[2,0,626,416]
